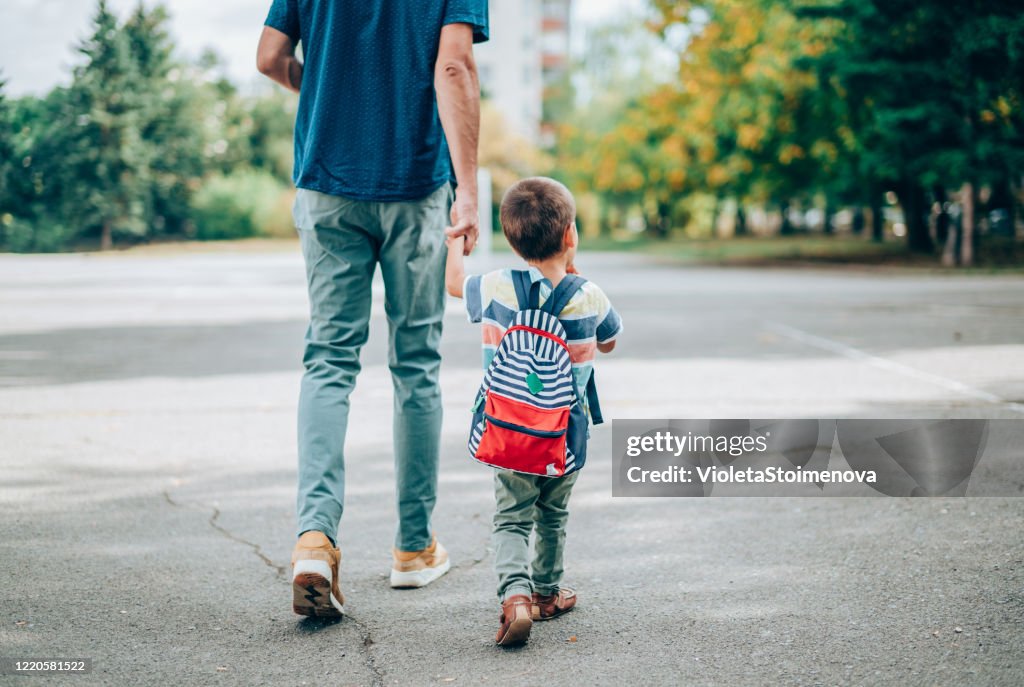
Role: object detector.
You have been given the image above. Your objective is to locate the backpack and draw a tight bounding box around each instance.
[468,270,603,477]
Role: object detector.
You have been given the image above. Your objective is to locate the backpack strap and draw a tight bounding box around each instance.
[541,274,603,424]
[511,270,541,310]
[541,274,587,317]
[585,369,604,425]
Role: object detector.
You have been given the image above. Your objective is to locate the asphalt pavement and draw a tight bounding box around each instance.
[1,246,1022,686]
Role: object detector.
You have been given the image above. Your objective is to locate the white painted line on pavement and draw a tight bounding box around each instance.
[766,322,1024,415]
[0,351,46,360]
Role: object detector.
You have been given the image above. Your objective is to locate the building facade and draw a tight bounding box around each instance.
[474,0,572,146]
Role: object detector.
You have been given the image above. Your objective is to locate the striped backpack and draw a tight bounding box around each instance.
[468,271,603,477]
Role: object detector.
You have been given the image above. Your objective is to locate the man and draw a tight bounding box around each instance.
[257,0,488,618]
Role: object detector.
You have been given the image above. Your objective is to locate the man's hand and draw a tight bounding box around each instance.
[567,262,579,275]
[447,191,479,255]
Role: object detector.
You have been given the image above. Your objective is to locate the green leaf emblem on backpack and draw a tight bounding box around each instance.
[526,372,544,395]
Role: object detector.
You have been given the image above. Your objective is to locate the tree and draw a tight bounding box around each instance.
[0,74,30,250]
[479,101,551,205]
[0,75,13,208]
[60,0,148,249]
[245,91,298,183]
[649,1,852,225]
[559,2,855,238]
[556,15,681,236]
[124,2,206,237]
[799,0,1024,261]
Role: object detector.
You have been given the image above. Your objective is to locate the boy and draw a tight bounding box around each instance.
[445,177,623,646]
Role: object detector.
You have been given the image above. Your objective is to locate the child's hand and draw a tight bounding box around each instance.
[445,233,467,297]
[445,228,469,256]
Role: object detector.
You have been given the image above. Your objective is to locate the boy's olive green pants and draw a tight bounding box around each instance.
[492,469,579,601]
[293,184,451,552]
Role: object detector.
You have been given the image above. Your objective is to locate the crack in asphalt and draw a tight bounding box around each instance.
[163,488,384,686]
[344,613,386,687]
[162,489,287,579]
[208,506,289,580]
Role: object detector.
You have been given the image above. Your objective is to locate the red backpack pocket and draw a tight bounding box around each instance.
[475,392,570,476]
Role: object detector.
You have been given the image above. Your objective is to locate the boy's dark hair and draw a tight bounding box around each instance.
[499,177,576,261]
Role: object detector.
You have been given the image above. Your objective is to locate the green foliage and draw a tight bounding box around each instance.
[794,0,1024,252]
[804,1,1024,185]
[555,16,678,232]
[0,74,13,205]
[245,93,298,182]
[559,2,850,236]
[1,216,71,253]
[557,0,1023,257]
[0,0,296,252]
[192,170,291,240]
[60,0,149,247]
[4,86,80,249]
[123,2,205,237]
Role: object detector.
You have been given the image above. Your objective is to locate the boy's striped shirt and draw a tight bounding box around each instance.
[462,267,623,397]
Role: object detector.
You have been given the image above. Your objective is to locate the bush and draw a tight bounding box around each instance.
[261,187,298,238]
[191,171,292,240]
[0,214,71,253]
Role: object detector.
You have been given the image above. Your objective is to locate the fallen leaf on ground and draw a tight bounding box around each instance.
[568,636,578,643]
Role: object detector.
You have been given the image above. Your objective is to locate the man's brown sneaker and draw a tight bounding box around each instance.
[532,587,577,621]
[291,531,344,618]
[495,594,533,646]
[390,536,451,589]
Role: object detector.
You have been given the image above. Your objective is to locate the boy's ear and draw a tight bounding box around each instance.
[564,222,578,249]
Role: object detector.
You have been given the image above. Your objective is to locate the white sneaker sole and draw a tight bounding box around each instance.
[292,559,345,618]
[389,557,451,589]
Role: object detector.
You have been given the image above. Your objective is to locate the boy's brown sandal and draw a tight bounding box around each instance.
[531,587,577,621]
[495,594,533,646]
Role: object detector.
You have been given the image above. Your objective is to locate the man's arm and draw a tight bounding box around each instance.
[257,26,302,93]
[445,235,467,297]
[597,340,617,354]
[435,23,480,256]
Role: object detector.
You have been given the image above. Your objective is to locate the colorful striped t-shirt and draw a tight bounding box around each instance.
[462,267,623,396]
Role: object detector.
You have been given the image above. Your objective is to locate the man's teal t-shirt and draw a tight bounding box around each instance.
[265,0,489,202]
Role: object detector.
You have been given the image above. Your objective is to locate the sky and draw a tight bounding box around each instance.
[0,0,646,97]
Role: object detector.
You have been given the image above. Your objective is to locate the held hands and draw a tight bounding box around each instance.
[446,190,479,256]
[444,234,467,298]
[445,234,466,252]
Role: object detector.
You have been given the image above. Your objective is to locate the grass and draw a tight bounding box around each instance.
[495,232,907,264]
[591,234,907,264]
[495,231,1024,272]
